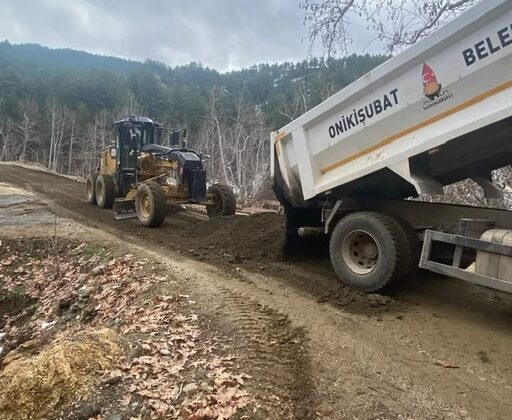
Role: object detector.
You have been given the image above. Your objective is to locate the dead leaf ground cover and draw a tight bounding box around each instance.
[0,237,254,419]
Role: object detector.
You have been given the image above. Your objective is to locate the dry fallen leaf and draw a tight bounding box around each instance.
[434,360,460,369]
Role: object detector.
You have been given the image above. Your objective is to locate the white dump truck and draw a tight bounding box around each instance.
[271,0,512,293]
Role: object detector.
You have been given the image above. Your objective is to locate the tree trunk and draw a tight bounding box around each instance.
[68,119,75,174]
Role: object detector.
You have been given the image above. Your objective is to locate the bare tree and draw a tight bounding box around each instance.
[68,115,76,174]
[47,98,58,169]
[418,166,512,211]
[207,88,232,185]
[97,109,109,149]
[47,100,76,172]
[53,108,67,171]
[15,101,38,161]
[0,118,14,161]
[317,72,338,101]
[125,92,143,116]
[198,91,270,203]
[493,166,512,210]
[276,80,310,122]
[301,0,480,57]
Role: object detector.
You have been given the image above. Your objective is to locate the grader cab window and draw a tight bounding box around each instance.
[119,125,138,171]
[133,124,159,146]
[117,122,159,171]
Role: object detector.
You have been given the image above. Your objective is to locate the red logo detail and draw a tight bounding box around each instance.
[422,63,442,98]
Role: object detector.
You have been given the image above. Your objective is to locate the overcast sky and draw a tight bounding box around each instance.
[0,0,379,71]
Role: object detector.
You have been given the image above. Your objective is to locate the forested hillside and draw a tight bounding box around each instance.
[0,41,387,200]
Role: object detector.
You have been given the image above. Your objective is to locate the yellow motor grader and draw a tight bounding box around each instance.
[85,116,235,227]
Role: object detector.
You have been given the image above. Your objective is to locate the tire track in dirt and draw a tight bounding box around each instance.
[208,288,316,419]
[150,268,316,419]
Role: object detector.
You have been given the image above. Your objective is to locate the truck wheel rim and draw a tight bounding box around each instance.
[341,230,379,275]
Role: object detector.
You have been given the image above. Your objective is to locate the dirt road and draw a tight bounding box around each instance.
[1,163,512,419]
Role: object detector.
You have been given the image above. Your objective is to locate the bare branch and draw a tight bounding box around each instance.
[301,0,481,58]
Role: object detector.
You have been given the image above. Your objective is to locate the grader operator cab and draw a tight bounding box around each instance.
[85,116,236,227]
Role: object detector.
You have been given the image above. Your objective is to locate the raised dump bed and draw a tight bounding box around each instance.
[271,0,512,293]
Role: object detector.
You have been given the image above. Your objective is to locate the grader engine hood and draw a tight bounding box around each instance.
[139,144,207,203]
[140,143,173,155]
[168,150,206,203]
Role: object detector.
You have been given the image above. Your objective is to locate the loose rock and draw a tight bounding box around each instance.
[159,348,171,356]
[103,375,122,386]
[76,403,101,420]
[367,293,391,306]
[182,383,199,394]
[78,285,94,299]
[91,264,106,275]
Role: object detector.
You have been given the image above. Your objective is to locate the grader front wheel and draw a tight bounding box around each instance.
[206,184,236,218]
[135,181,166,227]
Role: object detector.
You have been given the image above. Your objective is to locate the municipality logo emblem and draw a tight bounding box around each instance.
[422,63,453,110]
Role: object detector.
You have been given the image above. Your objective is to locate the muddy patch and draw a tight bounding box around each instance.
[0,183,55,226]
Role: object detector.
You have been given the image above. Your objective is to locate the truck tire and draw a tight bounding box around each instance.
[329,211,411,292]
[86,173,98,205]
[95,174,115,209]
[206,184,236,218]
[136,181,166,227]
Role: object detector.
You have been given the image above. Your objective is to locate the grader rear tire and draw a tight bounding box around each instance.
[95,174,115,209]
[206,184,236,218]
[135,181,166,227]
[86,174,98,205]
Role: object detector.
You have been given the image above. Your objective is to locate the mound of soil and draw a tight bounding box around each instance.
[181,212,286,262]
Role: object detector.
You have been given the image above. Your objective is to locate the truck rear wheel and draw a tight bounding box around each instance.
[329,211,411,292]
[206,184,236,218]
[95,174,115,209]
[136,181,166,227]
[86,173,98,205]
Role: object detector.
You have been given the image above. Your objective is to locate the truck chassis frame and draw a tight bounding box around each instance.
[312,197,512,293]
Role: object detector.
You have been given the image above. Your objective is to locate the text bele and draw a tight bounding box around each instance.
[463,23,512,66]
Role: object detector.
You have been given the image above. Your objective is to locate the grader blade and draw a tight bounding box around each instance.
[113,198,136,220]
